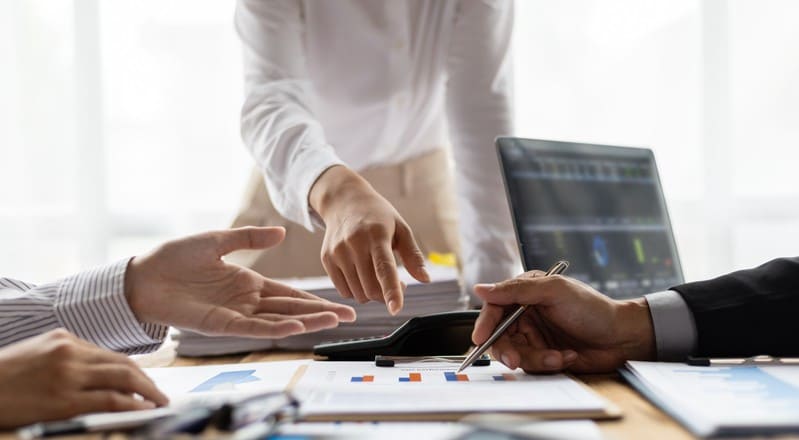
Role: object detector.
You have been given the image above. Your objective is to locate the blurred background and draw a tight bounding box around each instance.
[1,0,798,284]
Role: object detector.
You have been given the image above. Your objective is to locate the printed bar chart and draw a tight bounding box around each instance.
[398,372,422,382]
[493,374,518,381]
[444,372,469,382]
[350,375,375,382]
[190,370,259,392]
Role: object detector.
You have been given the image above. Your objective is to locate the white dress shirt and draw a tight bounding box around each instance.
[235,0,519,292]
[645,290,698,360]
[0,259,167,353]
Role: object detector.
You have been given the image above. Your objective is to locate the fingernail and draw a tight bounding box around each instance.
[564,351,578,362]
[543,354,560,368]
[420,266,431,282]
[387,299,400,315]
[501,354,512,367]
[474,283,496,292]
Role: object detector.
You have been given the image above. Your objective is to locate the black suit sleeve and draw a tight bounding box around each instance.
[670,257,799,358]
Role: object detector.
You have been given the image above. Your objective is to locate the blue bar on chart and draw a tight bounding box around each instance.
[191,370,259,392]
[350,375,374,382]
[493,373,518,381]
[444,372,469,382]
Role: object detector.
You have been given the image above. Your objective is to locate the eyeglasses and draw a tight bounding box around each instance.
[212,390,299,431]
[135,391,299,439]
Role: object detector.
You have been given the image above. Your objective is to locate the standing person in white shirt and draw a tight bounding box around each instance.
[231,0,518,315]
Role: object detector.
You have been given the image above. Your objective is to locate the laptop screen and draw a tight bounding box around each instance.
[496,138,683,299]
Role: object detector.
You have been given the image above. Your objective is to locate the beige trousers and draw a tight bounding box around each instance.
[227,149,461,278]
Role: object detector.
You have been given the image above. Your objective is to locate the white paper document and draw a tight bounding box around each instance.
[144,360,307,406]
[625,361,799,436]
[274,420,604,440]
[293,361,610,420]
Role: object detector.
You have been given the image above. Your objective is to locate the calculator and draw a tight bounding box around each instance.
[312,310,480,361]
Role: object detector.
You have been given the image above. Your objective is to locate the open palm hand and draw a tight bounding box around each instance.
[125,227,356,338]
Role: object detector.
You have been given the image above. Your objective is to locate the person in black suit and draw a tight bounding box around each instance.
[471,258,799,373]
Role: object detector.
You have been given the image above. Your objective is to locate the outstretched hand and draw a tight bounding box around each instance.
[310,165,430,316]
[472,271,655,373]
[125,227,356,338]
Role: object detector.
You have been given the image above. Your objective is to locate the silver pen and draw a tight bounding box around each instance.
[457,260,569,373]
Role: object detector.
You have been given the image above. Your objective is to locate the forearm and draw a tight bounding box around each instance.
[644,291,697,361]
[308,165,380,220]
[237,0,343,230]
[0,260,167,354]
[671,257,799,357]
[240,85,344,230]
[616,297,658,362]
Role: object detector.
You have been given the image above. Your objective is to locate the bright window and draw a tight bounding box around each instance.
[2,0,798,284]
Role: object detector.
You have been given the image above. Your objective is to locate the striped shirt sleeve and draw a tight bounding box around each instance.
[0,259,168,354]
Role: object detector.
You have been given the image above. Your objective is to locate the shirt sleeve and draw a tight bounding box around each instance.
[235,0,344,231]
[0,259,167,354]
[445,0,519,299]
[644,290,698,361]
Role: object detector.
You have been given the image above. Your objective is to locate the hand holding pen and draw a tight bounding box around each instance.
[466,262,656,373]
[458,261,569,372]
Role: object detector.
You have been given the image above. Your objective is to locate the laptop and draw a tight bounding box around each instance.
[496,137,683,299]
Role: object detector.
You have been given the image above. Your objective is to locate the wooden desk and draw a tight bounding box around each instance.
[0,350,700,440]
[6,349,799,439]
[171,351,697,440]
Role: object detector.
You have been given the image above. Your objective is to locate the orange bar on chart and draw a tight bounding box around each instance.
[362,375,374,382]
[445,372,470,382]
[409,373,422,382]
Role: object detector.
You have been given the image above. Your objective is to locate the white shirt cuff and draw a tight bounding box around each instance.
[54,258,168,354]
[285,146,344,232]
[644,290,698,361]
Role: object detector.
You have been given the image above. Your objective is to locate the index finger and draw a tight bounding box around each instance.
[473,275,564,307]
[518,269,546,279]
[86,365,169,407]
[371,242,403,315]
[257,297,356,322]
[472,302,506,345]
[214,227,286,257]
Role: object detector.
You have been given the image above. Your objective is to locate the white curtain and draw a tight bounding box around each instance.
[0,0,251,282]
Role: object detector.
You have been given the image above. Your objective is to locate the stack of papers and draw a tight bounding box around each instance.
[175,264,465,356]
[273,420,605,440]
[623,361,799,437]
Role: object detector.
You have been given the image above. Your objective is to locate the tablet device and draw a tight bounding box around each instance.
[496,137,683,299]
